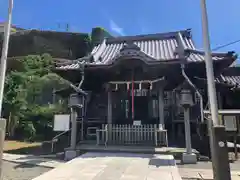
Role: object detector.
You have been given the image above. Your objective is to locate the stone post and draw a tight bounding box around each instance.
[183,107,192,154]
[65,107,78,161]
[0,119,6,179]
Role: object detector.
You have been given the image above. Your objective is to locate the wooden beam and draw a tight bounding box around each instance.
[108,77,165,84]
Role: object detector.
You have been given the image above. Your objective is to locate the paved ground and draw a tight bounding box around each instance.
[178,168,240,179]
[177,160,240,179]
[31,152,182,180]
[2,160,51,180]
[3,152,240,180]
[177,160,240,171]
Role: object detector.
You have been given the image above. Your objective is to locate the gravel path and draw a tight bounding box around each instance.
[2,160,51,180]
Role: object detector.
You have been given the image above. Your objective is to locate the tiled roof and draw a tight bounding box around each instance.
[195,67,240,88]
[56,29,236,70]
[216,75,240,88]
[215,67,240,88]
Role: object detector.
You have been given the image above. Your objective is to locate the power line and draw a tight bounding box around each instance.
[212,39,240,51]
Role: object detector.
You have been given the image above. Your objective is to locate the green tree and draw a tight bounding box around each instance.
[3,71,27,137]
[4,54,68,140]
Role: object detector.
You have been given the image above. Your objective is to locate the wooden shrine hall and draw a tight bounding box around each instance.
[54,29,239,156]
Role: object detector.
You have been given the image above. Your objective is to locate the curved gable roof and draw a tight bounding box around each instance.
[90,29,193,64]
[56,29,236,70]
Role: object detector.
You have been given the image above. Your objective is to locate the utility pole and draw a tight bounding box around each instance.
[200,0,231,180]
[0,0,13,116]
[0,1,13,179]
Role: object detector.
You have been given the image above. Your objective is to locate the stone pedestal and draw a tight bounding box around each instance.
[181,153,197,164]
[65,149,77,161]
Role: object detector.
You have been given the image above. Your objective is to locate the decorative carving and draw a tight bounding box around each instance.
[120,42,141,52]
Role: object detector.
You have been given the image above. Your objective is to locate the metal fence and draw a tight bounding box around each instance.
[96,124,168,146]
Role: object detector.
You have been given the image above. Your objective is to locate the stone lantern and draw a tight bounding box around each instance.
[69,93,84,108]
[65,93,85,161]
[179,86,197,164]
[179,89,194,107]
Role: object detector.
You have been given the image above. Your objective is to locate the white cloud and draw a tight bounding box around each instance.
[109,19,125,36]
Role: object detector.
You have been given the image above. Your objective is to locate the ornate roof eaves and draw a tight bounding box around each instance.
[91,38,107,62]
[185,49,236,58]
[105,49,179,67]
[120,42,141,52]
[105,29,193,44]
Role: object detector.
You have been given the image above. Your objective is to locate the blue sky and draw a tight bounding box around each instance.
[0,0,240,60]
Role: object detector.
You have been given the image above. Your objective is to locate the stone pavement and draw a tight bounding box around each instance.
[177,160,240,179]
[179,168,240,179]
[32,152,182,180]
[4,152,240,179]
[2,153,64,168]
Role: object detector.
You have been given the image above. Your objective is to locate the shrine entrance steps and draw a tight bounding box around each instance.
[32,152,183,180]
[75,144,200,160]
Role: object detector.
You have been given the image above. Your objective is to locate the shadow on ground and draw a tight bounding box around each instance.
[4,144,51,156]
[13,161,46,169]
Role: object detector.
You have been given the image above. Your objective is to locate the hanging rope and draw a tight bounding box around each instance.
[131,71,134,120]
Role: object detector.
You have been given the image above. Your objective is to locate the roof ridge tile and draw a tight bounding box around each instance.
[105,29,192,44]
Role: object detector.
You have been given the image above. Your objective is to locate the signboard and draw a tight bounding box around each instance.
[130,89,148,97]
[223,115,237,132]
[53,114,70,132]
[133,120,141,126]
[203,110,239,132]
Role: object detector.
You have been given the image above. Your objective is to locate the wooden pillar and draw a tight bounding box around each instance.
[107,90,112,125]
[217,91,223,125]
[217,91,223,109]
[81,96,85,141]
[70,107,77,149]
[107,90,112,142]
[158,87,165,127]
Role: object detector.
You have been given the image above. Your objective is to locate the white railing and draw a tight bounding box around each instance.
[96,124,168,147]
